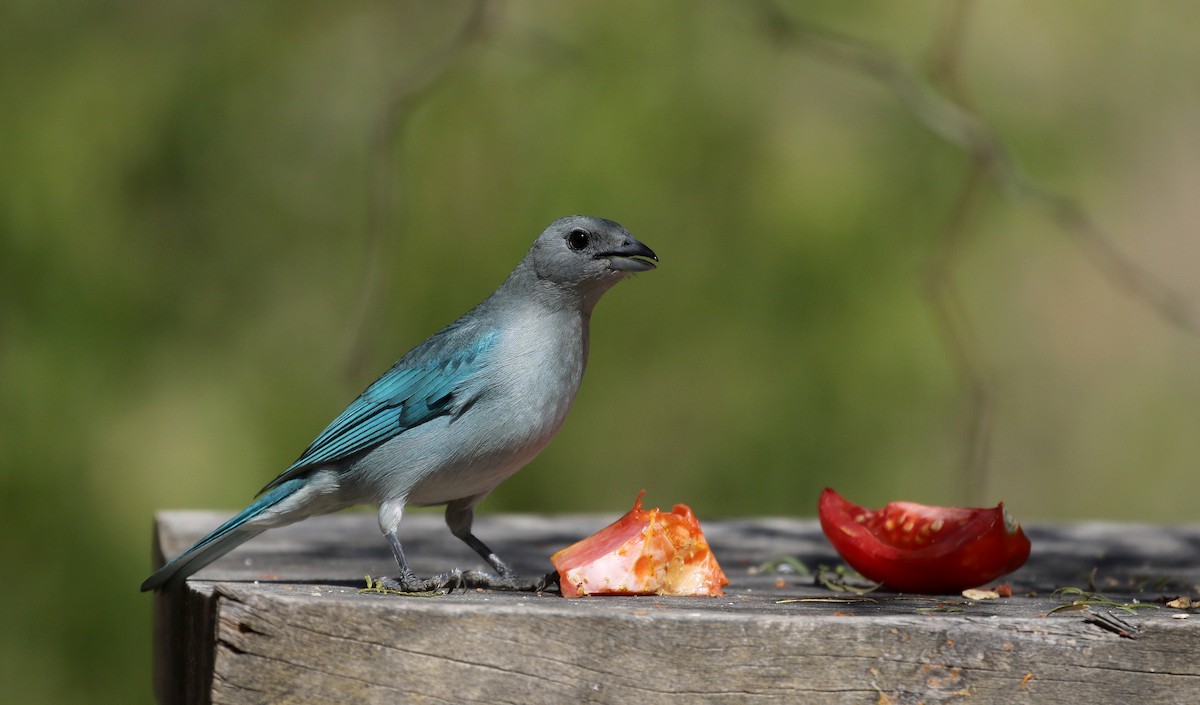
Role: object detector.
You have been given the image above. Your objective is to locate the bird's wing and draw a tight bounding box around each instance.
[257,328,499,494]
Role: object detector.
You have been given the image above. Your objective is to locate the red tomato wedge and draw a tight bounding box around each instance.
[551,491,729,597]
[818,488,1031,593]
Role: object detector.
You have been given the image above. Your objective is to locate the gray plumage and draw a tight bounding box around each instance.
[142,216,657,593]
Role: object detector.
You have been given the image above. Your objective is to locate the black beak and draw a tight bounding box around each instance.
[596,237,658,272]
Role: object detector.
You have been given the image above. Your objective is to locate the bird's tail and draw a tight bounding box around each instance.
[140,477,308,592]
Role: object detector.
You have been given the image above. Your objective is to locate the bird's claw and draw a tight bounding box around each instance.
[364,569,466,596]
[461,569,560,593]
[362,569,560,595]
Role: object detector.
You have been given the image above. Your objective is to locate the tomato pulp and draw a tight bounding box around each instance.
[551,491,729,597]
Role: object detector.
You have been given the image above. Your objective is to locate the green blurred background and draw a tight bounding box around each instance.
[2,1,1197,702]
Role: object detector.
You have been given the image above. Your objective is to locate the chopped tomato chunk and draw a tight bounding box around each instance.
[818,488,1031,593]
[552,491,729,597]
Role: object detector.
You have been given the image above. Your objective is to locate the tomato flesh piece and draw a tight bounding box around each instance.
[819,488,1031,593]
[551,491,729,597]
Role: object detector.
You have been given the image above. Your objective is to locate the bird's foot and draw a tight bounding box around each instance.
[461,569,560,593]
[361,570,465,596]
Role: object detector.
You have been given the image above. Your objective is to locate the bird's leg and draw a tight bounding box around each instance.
[445,498,559,592]
[457,531,560,592]
[373,531,465,594]
[373,499,463,594]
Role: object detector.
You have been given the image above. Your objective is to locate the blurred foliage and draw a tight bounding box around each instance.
[2,1,1198,703]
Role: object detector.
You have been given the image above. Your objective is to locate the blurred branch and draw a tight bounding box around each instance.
[923,165,995,503]
[1019,187,1200,334]
[926,0,976,109]
[758,2,989,157]
[922,0,995,502]
[757,0,1198,332]
[343,0,496,380]
[757,0,1198,500]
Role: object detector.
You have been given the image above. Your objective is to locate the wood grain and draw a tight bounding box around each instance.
[148,511,1200,704]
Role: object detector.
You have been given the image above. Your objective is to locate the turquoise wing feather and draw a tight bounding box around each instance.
[257,329,498,494]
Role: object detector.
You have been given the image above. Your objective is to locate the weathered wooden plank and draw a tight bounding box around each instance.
[148,512,1200,705]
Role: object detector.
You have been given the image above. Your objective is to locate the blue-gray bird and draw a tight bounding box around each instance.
[141,216,656,593]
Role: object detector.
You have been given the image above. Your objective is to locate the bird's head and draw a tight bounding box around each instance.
[526,216,658,302]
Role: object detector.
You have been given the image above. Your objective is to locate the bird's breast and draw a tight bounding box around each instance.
[380,309,589,506]
[486,308,588,444]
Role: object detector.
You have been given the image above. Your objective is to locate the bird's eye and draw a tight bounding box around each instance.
[566,228,590,251]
